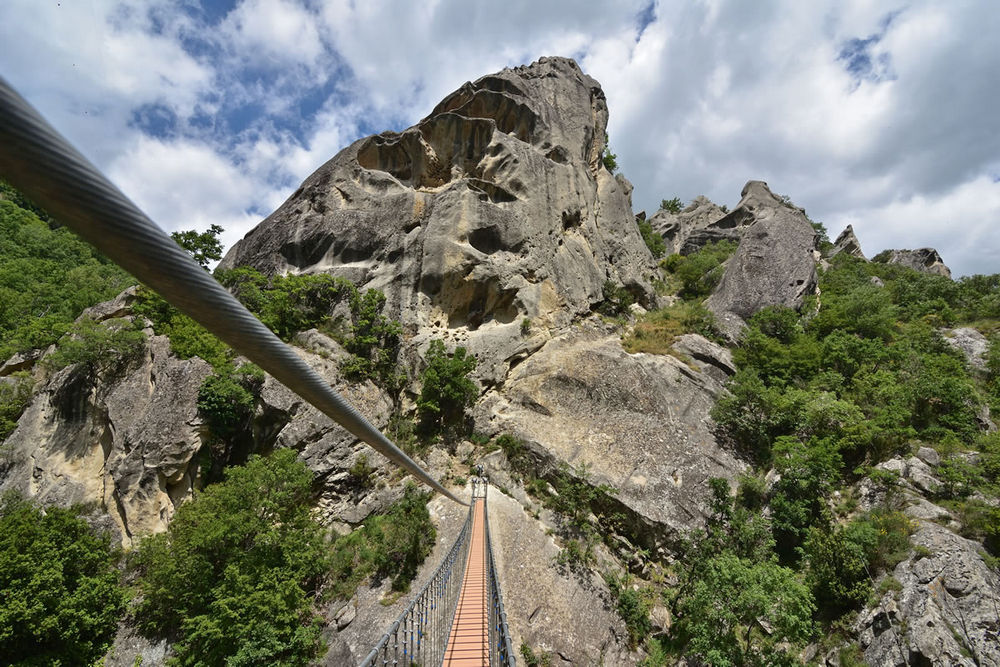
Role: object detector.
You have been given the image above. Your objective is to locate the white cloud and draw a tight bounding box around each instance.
[1,0,998,277]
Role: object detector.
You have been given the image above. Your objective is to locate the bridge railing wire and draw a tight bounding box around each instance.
[360,500,474,667]
[483,484,516,666]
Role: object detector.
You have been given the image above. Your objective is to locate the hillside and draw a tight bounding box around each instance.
[1,57,999,666]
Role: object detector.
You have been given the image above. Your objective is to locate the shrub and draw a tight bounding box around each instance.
[45,316,146,375]
[660,197,683,214]
[637,217,666,258]
[662,240,738,300]
[601,133,617,172]
[328,484,436,599]
[0,493,125,665]
[604,571,653,647]
[171,225,223,270]
[598,280,635,318]
[0,372,32,440]
[417,339,478,434]
[133,288,232,369]
[133,450,330,665]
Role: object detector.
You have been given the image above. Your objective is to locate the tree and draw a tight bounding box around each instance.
[417,339,478,433]
[0,493,125,666]
[676,553,814,666]
[660,197,683,214]
[133,450,330,666]
[171,224,224,269]
[601,133,618,172]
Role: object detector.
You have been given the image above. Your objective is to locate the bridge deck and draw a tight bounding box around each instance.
[442,498,488,666]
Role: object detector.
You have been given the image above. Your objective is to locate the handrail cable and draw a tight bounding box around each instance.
[0,76,466,506]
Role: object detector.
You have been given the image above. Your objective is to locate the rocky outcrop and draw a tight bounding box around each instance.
[705,181,819,340]
[874,248,952,278]
[647,196,729,256]
[220,57,656,387]
[0,329,211,545]
[476,319,744,554]
[832,224,866,259]
[856,519,1000,666]
[943,327,990,373]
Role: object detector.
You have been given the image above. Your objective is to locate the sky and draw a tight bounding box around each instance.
[2,0,998,277]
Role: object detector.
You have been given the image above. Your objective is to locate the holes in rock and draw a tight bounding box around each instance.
[469,225,506,255]
[546,146,569,164]
[467,179,517,204]
[561,210,582,229]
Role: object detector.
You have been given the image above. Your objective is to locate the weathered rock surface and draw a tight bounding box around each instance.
[476,319,744,553]
[0,329,211,545]
[220,57,656,388]
[944,327,990,373]
[705,181,819,341]
[874,248,952,278]
[856,519,1000,667]
[832,224,866,259]
[647,196,729,256]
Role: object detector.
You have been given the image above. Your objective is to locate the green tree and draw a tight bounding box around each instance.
[660,197,683,214]
[636,217,666,258]
[676,553,814,666]
[0,493,125,666]
[171,224,224,270]
[134,450,330,666]
[417,339,478,433]
[601,133,618,172]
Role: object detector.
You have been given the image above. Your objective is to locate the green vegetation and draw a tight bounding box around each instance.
[660,197,683,214]
[0,182,137,363]
[623,300,718,355]
[598,280,636,319]
[0,492,125,666]
[327,484,435,600]
[637,216,666,258]
[520,642,552,667]
[660,239,738,299]
[44,316,146,376]
[197,363,266,479]
[601,133,618,173]
[604,571,655,647]
[133,450,330,666]
[171,224,224,270]
[0,373,32,441]
[416,339,478,434]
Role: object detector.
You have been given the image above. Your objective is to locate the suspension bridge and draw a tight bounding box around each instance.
[0,78,517,665]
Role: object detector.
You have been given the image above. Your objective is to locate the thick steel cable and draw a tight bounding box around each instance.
[0,76,466,506]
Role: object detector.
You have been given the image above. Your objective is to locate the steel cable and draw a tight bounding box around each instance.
[0,76,466,506]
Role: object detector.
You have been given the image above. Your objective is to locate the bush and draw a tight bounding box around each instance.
[133,450,330,665]
[45,316,146,375]
[662,240,738,300]
[598,280,635,318]
[604,571,653,647]
[328,484,436,599]
[133,288,232,369]
[417,339,478,434]
[601,133,617,172]
[637,217,666,258]
[660,197,683,214]
[0,493,125,665]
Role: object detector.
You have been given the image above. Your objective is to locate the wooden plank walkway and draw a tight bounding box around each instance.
[442,498,488,666]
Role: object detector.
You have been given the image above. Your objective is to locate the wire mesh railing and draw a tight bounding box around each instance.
[360,499,474,667]
[483,488,516,666]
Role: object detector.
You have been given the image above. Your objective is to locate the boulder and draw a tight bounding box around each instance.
[219,57,656,386]
[856,519,1000,667]
[943,327,990,373]
[873,248,952,278]
[476,319,745,553]
[704,181,819,341]
[831,224,866,259]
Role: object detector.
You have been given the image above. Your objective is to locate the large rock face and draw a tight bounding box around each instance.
[220,57,655,386]
[705,181,819,340]
[476,319,745,553]
[874,248,952,278]
[832,224,866,259]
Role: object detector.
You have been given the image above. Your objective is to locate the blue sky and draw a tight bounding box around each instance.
[2,0,999,276]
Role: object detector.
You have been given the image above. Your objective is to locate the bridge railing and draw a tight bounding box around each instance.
[360,500,473,667]
[483,488,516,666]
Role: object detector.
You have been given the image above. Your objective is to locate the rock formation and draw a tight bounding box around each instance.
[220,56,655,386]
[832,224,866,259]
[705,181,819,340]
[647,195,729,255]
[874,248,952,278]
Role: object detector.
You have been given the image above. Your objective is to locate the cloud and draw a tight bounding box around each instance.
[1,0,997,277]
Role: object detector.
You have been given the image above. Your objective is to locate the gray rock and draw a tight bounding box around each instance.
[220,57,656,386]
[103,624,169,667]
[915,446,941,467]
[0,347,44,376]
[873,248,952,278]
[831,224,866,259]
[704,181,819,341]
[670,333,737,383]
[648,195,729,256]
[0,328,212,545]
[943,327,990,373]
[856,519,1000,667]
[477,319,745,553]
